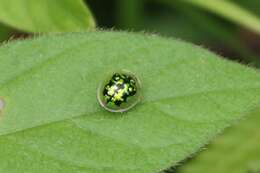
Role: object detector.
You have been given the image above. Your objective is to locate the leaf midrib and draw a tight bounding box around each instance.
[1,86,260,138]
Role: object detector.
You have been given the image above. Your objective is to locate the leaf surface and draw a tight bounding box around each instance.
[0,0,95,33]
[0,31,260,173]
[177,108,260,173]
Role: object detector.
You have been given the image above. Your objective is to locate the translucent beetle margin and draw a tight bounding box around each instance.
[97,70,141,113]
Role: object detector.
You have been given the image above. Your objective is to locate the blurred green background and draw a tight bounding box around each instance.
[1,0,260,67]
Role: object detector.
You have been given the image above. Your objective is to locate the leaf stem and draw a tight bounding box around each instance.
[116,0,144,29]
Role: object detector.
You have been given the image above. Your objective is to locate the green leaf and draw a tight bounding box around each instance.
[183,0,260,35]
[233,0,260,17]
[0,31,260,173]
[177,108,260,173]
[0,0,95,33]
